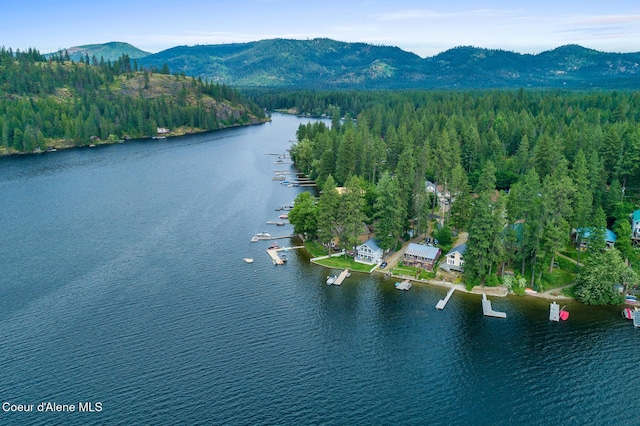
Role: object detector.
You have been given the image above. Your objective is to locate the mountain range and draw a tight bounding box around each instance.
[58,38,640,90]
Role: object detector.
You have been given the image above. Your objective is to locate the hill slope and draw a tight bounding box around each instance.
[140,38,640,89]
[0,49,267,155]
[53,41,151,62]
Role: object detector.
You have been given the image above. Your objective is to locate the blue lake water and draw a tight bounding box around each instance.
[1,113,640,425]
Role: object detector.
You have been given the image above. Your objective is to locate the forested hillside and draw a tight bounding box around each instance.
[284,90,640,301]
[0,47,267,155]
[140,38,640,89]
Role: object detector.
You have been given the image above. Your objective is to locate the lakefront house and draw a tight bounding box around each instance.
[355,238,383,265]
[403,243,441,270]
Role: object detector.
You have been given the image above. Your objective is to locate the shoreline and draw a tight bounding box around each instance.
[0,118,270,157]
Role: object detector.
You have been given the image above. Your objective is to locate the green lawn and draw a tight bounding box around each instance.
[391,263,436,280]
[304,240,329,258]
[313,255,375,273]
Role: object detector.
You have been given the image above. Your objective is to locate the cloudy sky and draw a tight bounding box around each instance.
[4,0,640,57]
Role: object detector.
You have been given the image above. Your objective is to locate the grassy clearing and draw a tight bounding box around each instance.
[313,255,375,273]
[391,263,436,280]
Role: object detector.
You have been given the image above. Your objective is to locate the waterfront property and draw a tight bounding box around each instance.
[633,210,640,245]
[441,244,467,273]
[571,227,616,249]
[403,243,441,270]
[355,238,383,265]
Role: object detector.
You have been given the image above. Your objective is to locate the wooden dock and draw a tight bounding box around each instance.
[251,234,294,242]
[436,287,456,310]
[482,293,506,318]
[267,249,284,265]
[333,269,351,286]
[266,246,305,265]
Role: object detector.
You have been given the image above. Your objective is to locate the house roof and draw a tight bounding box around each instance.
[446,244,467,256]
[575,227,617,243]
[358,238,381,252]
[633,210,640,224]
[405,243,440,260]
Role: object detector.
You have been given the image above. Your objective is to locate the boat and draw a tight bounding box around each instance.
[279,214,288,219]
[326,275,337,285]
[623,307,637,320]
[268,243,280,250]
[256,232,271,238]
[559,308,569,321]
[243,258,254,264]
[525,288,538,295]
[279,254,288,263]
[395,281,412,291]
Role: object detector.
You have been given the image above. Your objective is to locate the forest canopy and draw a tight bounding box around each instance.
[0,47,267,154]
[277,89,640,300]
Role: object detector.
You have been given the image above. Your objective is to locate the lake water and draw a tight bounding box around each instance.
[1,113,639,425]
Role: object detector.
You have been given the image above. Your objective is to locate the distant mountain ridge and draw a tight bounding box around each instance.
[55,39,640,89]
[52,41,150,62]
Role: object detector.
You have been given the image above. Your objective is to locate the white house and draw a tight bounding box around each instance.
[355,238,383,265]
[441,244,467,272]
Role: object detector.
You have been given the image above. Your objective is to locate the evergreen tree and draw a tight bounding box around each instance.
[316,175,340,248]
[373,172,404,250]
[337,175,367,252]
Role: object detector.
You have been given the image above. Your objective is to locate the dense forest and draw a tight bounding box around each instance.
[0,47,267,155]
[280,90,640,304]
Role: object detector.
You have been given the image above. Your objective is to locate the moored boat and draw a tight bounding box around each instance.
[243,258,254,264]
[326,275,337,285]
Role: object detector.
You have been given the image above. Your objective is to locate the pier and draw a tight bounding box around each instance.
[332,269,351,286]
[266,246,305,265]
[436,287,456,310]
[251,234,294,242]
[481,293,507,318]
[267,249,284,265]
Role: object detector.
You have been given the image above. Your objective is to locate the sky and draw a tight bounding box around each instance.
[4,0,640,57]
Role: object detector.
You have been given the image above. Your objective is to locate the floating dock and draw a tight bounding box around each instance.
[549,301,560,321]
[333,269,351,286]
[482,293,507,318]
[395,280,412,291]
[436,287,456,310]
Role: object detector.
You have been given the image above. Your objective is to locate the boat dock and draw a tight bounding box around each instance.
[266,221,286,226]
[267,249,285,265]
[436,287,456,310]
[482,293,507,318]
[251,234,294,242]
[333,269,351,286]
[549,301,560,321]
[395,280,412,291]
[266,246,305,265]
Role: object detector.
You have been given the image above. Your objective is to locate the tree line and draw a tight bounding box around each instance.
[283,89,640,304]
